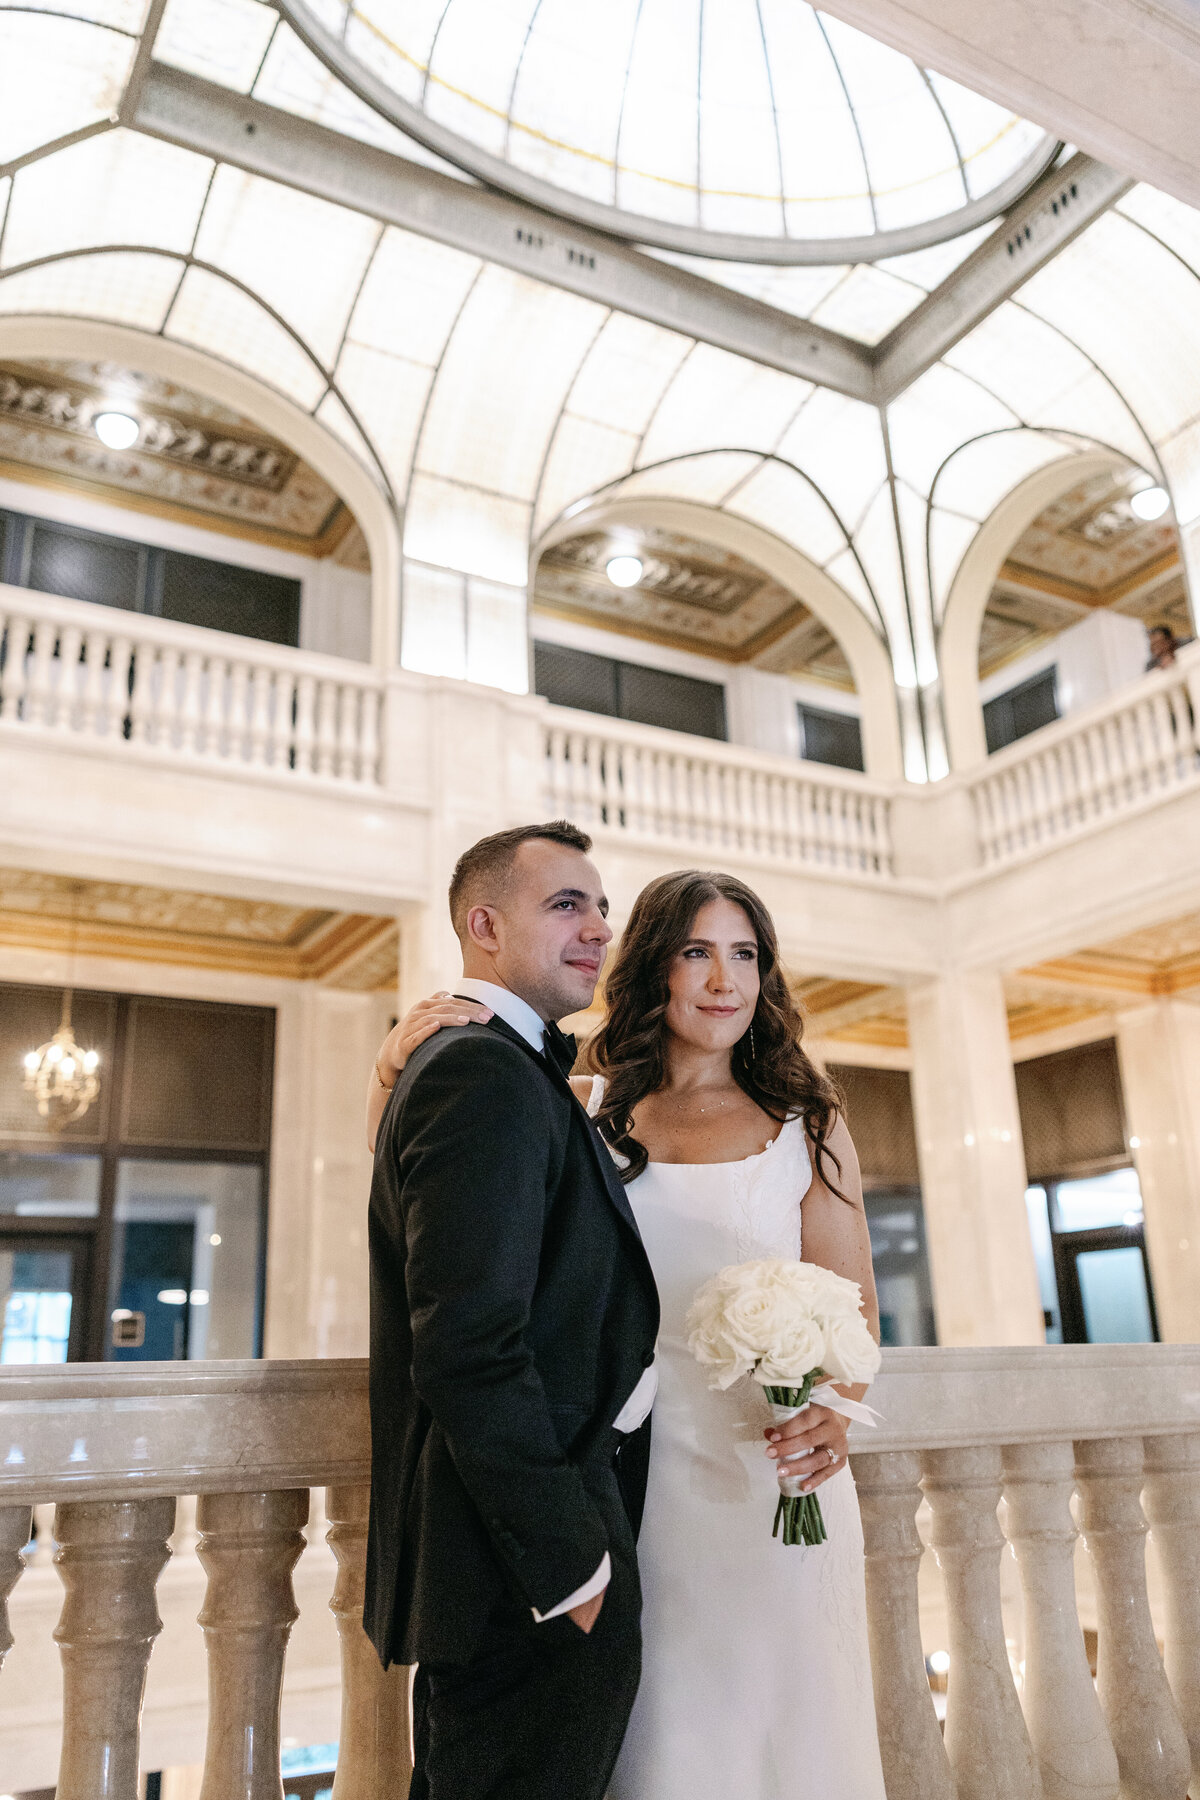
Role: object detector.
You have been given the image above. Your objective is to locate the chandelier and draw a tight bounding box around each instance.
[22,992,101,1128]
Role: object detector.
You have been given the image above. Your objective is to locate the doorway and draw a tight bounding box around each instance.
[1025,1167,1158,1344]
[0,1229,93,1362]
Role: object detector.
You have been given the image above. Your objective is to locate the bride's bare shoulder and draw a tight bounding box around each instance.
[569,1075,594,1103]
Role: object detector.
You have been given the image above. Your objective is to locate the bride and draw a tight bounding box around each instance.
[368,867,886,1799]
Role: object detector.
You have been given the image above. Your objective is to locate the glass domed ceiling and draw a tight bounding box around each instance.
[280,0,1058,262]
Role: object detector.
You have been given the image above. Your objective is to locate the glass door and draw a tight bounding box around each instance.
[0,1230,93,1363]
[1026,1166,1158,1344]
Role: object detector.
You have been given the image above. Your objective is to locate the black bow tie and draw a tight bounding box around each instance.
[542,1021,578,1077]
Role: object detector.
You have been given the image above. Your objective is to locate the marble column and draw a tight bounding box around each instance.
[907,971,1045,1345]
[1114,999,1200,1343]
[265,985,393,1359]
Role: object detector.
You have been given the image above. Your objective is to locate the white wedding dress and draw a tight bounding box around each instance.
[586,1080,887,1800]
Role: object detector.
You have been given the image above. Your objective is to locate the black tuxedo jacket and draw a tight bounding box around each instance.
[363,1014,660,1667]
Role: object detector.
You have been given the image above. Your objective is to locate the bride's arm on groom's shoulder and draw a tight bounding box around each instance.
[765,1115,881,1493]
[365,992,494,1151]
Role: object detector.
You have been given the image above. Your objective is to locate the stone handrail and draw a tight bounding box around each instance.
[0,583,385,785]
[4,1347,1200,1800]
[966,645,1200,869]
[542,705,896,879]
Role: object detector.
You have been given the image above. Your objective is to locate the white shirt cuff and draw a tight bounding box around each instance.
[532,1552,610,1623]
[613,1361,657,1433]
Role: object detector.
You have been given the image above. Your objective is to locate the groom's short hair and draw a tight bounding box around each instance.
[449,820,593,937]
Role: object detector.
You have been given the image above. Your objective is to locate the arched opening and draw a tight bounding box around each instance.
[940,447,1193,768]
[533,495,903,779]
[0,317,403,668]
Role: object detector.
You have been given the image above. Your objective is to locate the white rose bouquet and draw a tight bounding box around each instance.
[686,1258,881,1547]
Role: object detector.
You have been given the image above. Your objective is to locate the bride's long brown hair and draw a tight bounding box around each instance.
[587,869,845,1191]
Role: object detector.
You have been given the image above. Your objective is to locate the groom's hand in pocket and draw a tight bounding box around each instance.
[764,1403,850,1493]
[567,1591,605,1635]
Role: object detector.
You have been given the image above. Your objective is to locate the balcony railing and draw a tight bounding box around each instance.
[543,708,896,879]
[967,647,1200,869]
[2,1347,1198,1800]
[0,586,385,786]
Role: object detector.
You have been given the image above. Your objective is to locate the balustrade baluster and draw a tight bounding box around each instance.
[336,682,360,780]
[971,781,997,865]
[227,660,252,762]
[874,794,893,875]
[358,683,381,783]
[1075,1437,1191,1800]
[199,655,226,758]
[1120,703,1149,800]
[0,1504,31,1674]
[196,1487,308,1800]
[270,673,296,772]
[326,1486,412,1800]
[0,611,31,719]
[1003,1440,1120,1800]
[25,618,56,725]
[584,731,605,825]
[247,665,273,766]
[852,1451,954,1800]
[128,640,157,743]
[1165,683,1193,782]
[53,1497,175,1800]
[51,624,83,730]
[922,1445,1041,1800]
[1185,657,1200,763]
[1147,693,1175,789]
[156,645,183,749]
[180,649,206,754]
[1142,1433,1200,1791]
[294,674,317,775]
[78,630,107,736]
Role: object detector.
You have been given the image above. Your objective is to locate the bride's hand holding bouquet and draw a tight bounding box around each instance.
[686,1258,881,1546]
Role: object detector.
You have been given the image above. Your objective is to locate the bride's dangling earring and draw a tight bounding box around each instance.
[748,1025,756,1062]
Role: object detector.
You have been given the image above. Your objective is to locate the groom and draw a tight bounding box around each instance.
[364,820,661,1800]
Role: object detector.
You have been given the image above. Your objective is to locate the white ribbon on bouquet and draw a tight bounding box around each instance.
[769,1382,881,1499]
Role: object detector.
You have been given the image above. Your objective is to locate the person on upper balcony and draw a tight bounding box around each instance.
[1146,623,1194,671]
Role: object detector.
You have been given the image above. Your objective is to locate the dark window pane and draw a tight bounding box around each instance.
[617,662,726,739]
[984,667,1059,753]
[827,1064,919,1185]
[534,641,618,716]
[534,640,726,739]
[797,704,864,771]
[120,996,274,1151]
[1015,1037,1127,1181]
[27,520,141,609]
[161,550,300,646]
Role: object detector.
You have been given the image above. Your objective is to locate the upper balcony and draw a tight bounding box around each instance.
[2,582,1200,979]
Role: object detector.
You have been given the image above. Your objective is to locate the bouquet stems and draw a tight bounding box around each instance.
[764,1374,828,1548]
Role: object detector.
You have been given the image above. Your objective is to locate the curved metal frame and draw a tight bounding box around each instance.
[273,0,1062,268]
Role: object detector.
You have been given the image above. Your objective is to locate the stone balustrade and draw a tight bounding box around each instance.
[0,584,385,785]
[966,645,1200,869]
[543,706,897,878]
[3,1346,1200,1798]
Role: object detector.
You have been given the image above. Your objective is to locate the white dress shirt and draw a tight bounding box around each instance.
[453,977,657,1621]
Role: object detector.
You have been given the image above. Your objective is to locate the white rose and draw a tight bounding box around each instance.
[822,1312,882,1385]
[690,1331,753,1390]
[720,1282,793,1361]
[755,1316,826,1384]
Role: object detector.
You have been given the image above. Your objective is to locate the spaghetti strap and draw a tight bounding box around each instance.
[587,1073,606,1118]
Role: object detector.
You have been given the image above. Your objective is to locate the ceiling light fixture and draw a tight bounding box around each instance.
[93,410,140,450]
[605,554,643,588]
[1129,484,1170,521]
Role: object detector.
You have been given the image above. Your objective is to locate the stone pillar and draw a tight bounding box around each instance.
[265,985,393,1359]
[907,971,1045,1345]
[1114,999,1200,1342]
